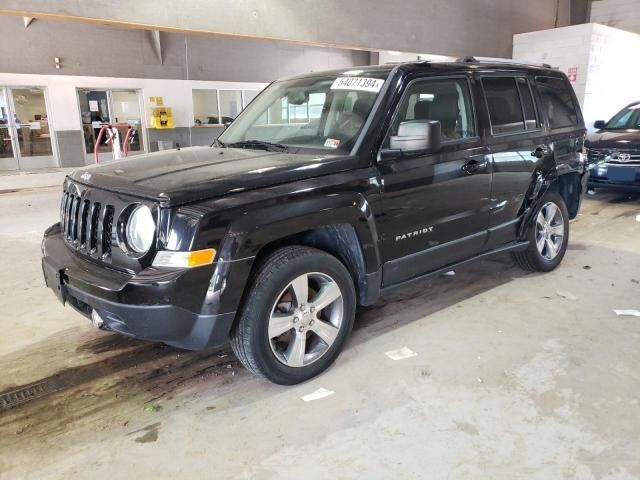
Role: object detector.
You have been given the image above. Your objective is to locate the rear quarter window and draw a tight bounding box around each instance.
[535,76,579,129]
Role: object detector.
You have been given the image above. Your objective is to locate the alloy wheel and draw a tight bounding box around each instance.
[268,272,344,368]
[535,201,565,260]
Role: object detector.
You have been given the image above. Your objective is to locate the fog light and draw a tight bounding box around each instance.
[91,309,104,329]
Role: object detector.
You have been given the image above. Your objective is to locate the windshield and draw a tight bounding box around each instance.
[217,72,388,153]
[605,103,640,130]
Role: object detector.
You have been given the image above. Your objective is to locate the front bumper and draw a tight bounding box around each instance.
[588,163,640,192]
[588,177,640,192]
[41,223,236,350]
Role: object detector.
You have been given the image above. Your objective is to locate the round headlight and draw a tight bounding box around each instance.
[126,205,155,253]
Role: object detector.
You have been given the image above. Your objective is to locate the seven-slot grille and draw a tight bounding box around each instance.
[60,188,115,259]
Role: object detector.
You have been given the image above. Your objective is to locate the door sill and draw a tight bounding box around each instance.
[379,240,529,297]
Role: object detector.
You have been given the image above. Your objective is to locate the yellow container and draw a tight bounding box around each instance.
[150,107,174,129]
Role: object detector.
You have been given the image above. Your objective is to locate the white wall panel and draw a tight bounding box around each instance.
[513,23,640,131]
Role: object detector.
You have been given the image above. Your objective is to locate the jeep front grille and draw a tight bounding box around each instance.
[60,191,115,259]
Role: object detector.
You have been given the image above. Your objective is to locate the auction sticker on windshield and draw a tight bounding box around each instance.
[324,138,341,148]
[331,77,384,93]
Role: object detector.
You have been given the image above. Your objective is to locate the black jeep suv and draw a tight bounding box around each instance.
[586,101,640,192]
[42,59,587,384]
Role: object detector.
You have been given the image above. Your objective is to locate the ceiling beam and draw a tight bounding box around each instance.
[0,0,575,58]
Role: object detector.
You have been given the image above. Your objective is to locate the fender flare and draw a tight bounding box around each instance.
[517,156,586,238]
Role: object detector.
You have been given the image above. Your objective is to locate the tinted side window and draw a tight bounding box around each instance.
[388,78,475,142]
[516,77,537,129]
[535,76,578,129]
[483,77,524,134]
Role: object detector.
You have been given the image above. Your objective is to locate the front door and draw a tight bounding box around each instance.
[0,88,19,171]
[377,76,492,286]
[0,87,56,171]
[77,88,146,163]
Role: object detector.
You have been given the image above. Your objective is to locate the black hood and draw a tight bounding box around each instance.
[68,146,360,206]
[585,130,640,150]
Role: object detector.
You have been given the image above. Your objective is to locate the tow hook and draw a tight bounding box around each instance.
[91,309,105,329]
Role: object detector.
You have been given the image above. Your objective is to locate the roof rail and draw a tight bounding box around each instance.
[456,56,553,69]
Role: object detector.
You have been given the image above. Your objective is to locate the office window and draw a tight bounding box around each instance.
[243,90,260,108]
[535,76,579,129]
[219,90,243,123]
[192,89,219,125]
[277,92,327,124]
[483,77,526,134]
[308,93,326,120]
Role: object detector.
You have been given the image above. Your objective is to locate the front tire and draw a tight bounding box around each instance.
[230,246,356,385]
[512,191,569,272]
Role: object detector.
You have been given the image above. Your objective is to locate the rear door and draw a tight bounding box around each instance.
[377,75,492,285]
[480,74,543,249]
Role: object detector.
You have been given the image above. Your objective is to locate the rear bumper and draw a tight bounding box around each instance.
[41,223,236,350]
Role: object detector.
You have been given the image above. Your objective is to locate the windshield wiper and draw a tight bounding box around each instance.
[225,140,288,152]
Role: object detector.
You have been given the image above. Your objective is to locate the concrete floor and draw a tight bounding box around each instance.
[0,185,639,480]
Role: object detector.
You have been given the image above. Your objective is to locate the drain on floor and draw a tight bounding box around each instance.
[0,379,61,409]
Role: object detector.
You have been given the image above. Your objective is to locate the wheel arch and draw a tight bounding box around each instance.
[252,223,377,306]
[210,193,382,319]
[547,171,583,219]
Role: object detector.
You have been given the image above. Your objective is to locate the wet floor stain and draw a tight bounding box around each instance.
[132,423,161,444]
[454,421,479,436]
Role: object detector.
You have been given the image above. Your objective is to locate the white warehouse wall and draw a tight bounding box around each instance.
[513,24,593,113]
[513,23,640,131]
[590,0,640,34]
[584,23,640,127]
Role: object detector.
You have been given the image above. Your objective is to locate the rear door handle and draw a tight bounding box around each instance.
[461,158,488,175]
[531,144,550,158]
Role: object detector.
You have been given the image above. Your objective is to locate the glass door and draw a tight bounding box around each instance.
[111,89,145,157]
[10,87,56,169]
[0,88,19,171]
[78,88,146,163]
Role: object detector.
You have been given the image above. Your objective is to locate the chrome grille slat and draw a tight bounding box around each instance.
[102,206,115,257]
[71,195,81,242]
[95,204,106,257]
[88,202,101,253]
[79,199,90,247]
[62,193,70,237]
[65,195,75,238]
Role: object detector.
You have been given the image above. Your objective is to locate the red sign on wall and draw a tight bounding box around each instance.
[567,67,578,82]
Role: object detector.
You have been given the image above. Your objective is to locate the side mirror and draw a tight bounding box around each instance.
[593,120,606,129]
[389,120,441,153]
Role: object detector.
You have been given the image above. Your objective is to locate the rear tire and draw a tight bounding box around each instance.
[512,191,569,272]
[230,246,356,385]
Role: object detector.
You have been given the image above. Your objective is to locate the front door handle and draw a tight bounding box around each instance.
[462,158,487,175]
[531,144,550,159]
